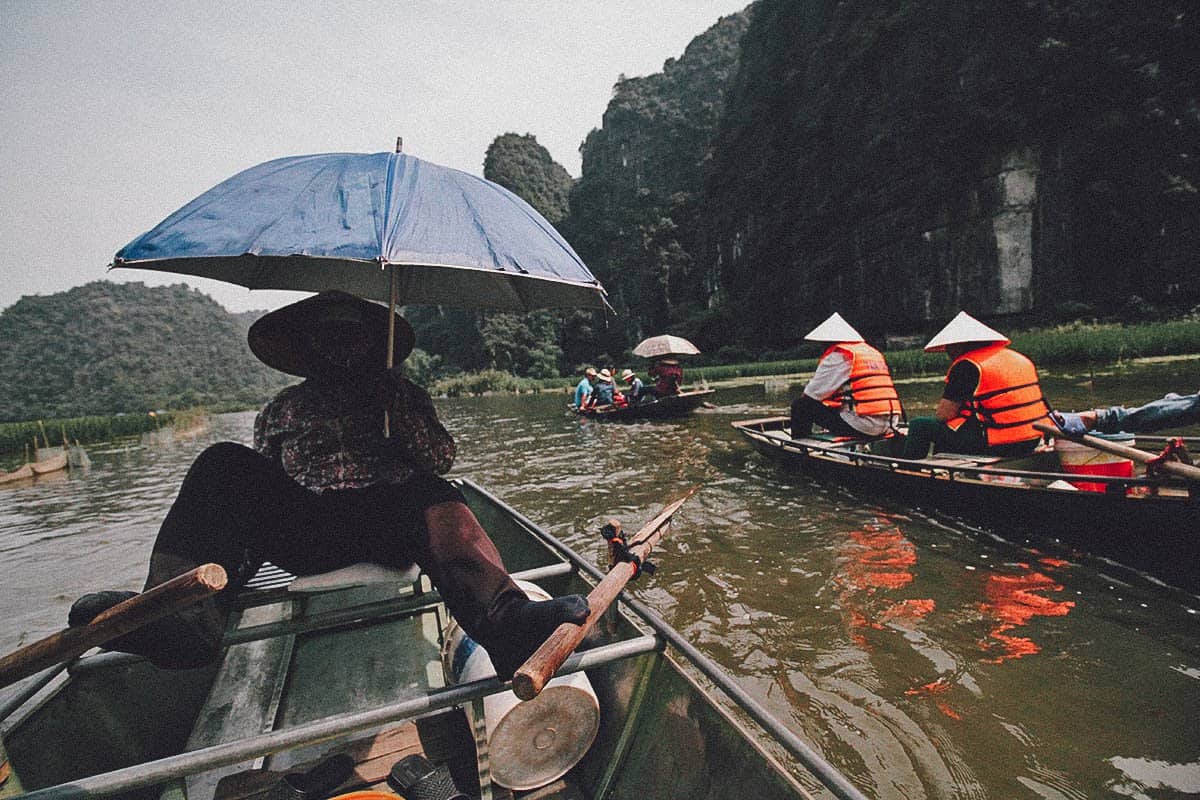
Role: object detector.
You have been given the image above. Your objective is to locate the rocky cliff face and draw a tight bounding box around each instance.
[705,0,1200,347]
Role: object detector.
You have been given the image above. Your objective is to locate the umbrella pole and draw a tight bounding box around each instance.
[384,264,399,437]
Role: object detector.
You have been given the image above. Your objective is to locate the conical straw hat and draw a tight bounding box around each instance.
[803,312,864,342]
[923,311,1010,352]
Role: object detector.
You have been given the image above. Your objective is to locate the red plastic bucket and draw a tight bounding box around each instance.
[1055,435,1135,492]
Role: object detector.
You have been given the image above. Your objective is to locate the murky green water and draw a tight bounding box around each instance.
[1,359,1197,798]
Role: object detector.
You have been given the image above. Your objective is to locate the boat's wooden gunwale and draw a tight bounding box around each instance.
[734,417,1195,493]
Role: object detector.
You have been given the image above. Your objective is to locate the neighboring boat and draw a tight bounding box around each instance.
[575,388,716,421]
[733,416,1200,590]
[29,452,68,476]
[0,464,34,485]
[0,478,865,800]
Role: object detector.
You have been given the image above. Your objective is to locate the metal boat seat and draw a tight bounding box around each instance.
[287,562,421,592]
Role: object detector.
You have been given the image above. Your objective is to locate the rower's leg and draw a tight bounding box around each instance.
[69,442,311,668]
[413,496,588,679]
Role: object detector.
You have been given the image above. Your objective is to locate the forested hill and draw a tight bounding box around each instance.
[566,8,752,358]
[704,0,1200,348]
[0,282,292,421]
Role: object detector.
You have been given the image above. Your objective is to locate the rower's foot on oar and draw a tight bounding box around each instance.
[486,594,589,680]
[68,591,138,626]
[68,591,224,670]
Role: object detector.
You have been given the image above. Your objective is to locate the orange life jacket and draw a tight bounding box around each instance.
[946,344,1050,445]
[820,342,902,418]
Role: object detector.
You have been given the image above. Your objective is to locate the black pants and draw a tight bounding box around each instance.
[790,395,860,437]
[150,442,521,644]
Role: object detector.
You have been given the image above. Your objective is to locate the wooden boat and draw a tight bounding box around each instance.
[0,478,866,800]
[733,416,1200,590]
[575,388,716,421]
[0,464,34,485]
[29,452,68,476]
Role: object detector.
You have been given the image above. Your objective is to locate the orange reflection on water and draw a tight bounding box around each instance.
[904,678,962,721]
[839,523,934,644]
[978,564,1074,663]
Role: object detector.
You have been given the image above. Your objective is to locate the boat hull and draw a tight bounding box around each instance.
[1,478,828,800]
[577,389,715,421]
[734,417,1200,590]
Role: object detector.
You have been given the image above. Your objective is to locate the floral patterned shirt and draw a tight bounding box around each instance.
[253,373,455,493]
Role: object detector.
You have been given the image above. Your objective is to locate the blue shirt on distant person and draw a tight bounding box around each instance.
[589,369,616,406]
[573,370,596,408]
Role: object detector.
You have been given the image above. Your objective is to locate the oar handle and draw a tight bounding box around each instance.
[0,564,227,690]
[512,492,692,701]
[1034,422,1200,482]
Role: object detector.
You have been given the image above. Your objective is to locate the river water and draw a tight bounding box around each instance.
[1,359,1197,798]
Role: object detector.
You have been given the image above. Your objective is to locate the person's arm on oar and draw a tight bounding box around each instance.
[512,491,694,701]
[0,564,227,691]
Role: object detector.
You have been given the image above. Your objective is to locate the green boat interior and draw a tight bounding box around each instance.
[0,480,834,800]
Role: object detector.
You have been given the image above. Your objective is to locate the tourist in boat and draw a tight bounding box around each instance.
[68,291,587,676]
[620,369,647,404]
[789,312,903,439]
[648,357,683,397]
[901,311,1051,459]
[586,368,617,408]
[1052,389,1200,435]
[572,367,597,409]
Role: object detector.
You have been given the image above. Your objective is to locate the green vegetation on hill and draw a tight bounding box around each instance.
[705,0,1200,347]
[0,281,292,421]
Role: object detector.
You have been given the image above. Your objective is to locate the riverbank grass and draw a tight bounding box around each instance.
[0,411,186,456]
[430,318,1200,396]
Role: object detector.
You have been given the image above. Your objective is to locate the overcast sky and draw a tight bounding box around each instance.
[0,1,747,313]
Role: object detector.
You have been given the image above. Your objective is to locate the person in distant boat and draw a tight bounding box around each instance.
[621,369,647,404]
[901,312,1051,460]
[586,368,617,408]
[790,312,902,439]
[68,291,587,677]
[648,357,683,397]
[572,367,597,409]
[1051,390,1200,435]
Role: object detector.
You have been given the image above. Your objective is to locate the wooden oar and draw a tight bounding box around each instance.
[512,491,694,701]
[0,563,227,690]
[1034,422,1200,483]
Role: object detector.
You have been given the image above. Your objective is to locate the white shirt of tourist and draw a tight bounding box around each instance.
[803,349,899,436]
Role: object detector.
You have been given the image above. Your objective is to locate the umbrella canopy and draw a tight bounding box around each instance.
[632,334,701,359]
[113,151,607,312]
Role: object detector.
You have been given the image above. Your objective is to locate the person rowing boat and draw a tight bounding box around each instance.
[901,312,1052,460]
[789,312,903,438]
[68,292,587,677]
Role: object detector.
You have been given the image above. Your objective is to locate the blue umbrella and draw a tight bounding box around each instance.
[113,151,607,314]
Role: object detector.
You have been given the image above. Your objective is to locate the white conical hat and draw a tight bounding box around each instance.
[804,312,864,342]
[923,311,1010,352]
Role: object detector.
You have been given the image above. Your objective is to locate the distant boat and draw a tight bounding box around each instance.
[30,451,68,475]
[574,388,716,420]
[0,463,34,484]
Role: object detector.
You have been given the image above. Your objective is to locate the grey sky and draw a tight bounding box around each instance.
[0,0,747,313]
